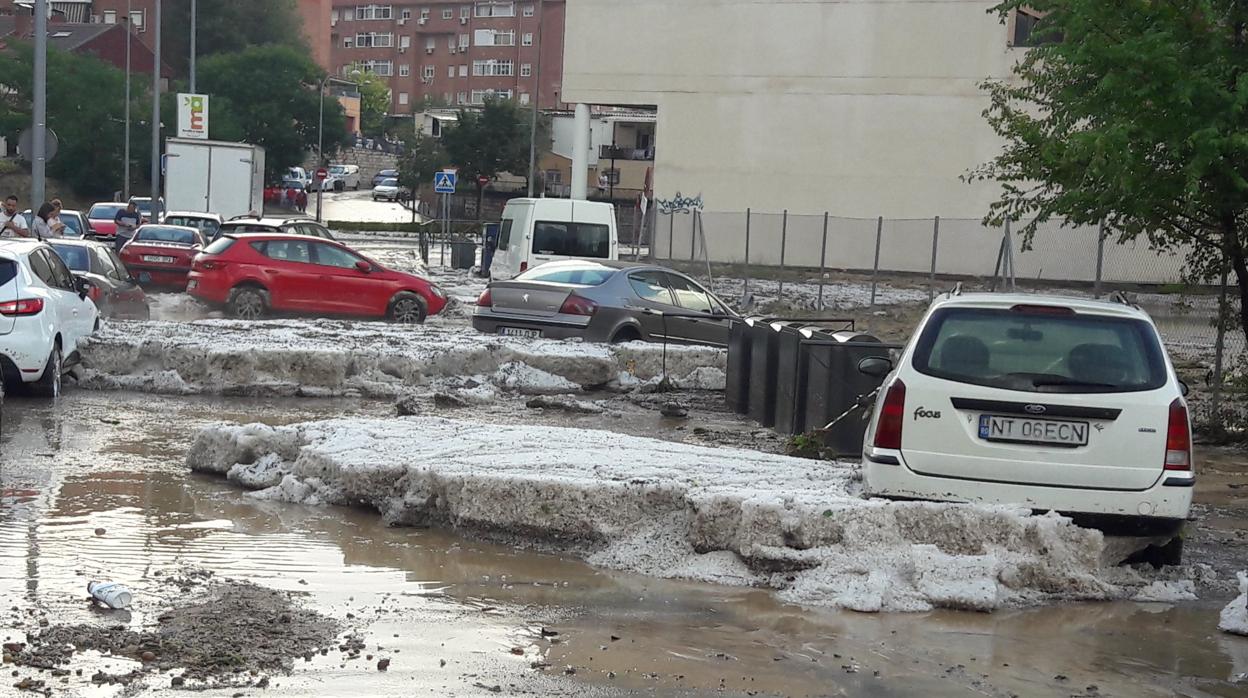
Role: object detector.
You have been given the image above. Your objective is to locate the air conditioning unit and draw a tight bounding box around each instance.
[398,47,406,54]
[425,47,434,54]
[449,47,457,54]
[397,17,406,25]
[460,17,468,24]
[418,17,427,25]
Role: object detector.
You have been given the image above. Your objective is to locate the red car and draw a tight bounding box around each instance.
[119,224,206,288]
[187,234,448,323]
[86,202,127,238]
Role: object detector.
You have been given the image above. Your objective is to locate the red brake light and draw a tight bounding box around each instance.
[559,293,598,316]
[0,298,45,316]
[196,259,225,271]
[1010,304,1075,316]
[88,285,102,302]
[1165,399,1191,471]
[873,379,906,450]
[476,288,493,307]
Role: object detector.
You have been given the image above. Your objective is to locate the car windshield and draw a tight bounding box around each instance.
[531,221,611,258]
[329,166,347,174]
[59,215,84,235]
[49,244,91,272]
[89,203,125,219]
[380,178,398,187]
[135,226,198,245]
[517,265,615,286]
[912,306,1168,394]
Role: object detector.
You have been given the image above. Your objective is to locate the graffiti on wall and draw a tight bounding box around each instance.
[655,192,703,215]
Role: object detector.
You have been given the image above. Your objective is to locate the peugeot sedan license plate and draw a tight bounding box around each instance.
[500,327,541,339]
[978,414,1089,447]
[143,255,176,264]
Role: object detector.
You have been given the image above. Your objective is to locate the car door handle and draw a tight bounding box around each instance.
[262,268,280,274]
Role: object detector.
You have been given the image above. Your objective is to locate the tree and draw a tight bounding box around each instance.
[344,64,392,137]
[441,98,539,218]
[973,1,1248,344]
[397,134,449,216]
[198,45,349,181]
[163,0,305,78]
[0,42,149,197]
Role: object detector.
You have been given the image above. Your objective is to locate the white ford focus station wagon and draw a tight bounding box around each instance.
[860,293,1193,550]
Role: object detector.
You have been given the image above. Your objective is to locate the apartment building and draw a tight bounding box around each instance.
[76,0,157,52]
[329,0,565,113]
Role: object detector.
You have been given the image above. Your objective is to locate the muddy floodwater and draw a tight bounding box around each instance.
[2,392,1247,697]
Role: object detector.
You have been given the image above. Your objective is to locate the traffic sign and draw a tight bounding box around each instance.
[477,175,490,188]
[434,170,457,194]
[315,167,328,181]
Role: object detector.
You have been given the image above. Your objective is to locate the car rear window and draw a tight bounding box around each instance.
[203,237,236,255]
[89,203,124,219]
[166,216,220,235]
[912,307,1168,394]
[517,266,614,286]
[136,227,198,245]
[49,244,91,272]
[220,223,279,235]
[532,221,610,258]
[0,259,15,286]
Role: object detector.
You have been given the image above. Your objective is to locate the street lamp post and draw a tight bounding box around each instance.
[316,71,361,222]
[123,0,132,200]
[526,0,544,198]
[31,0,47,207]
[189,0,197,93]
[150,0,162,207]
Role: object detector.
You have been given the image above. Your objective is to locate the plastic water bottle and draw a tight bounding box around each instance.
[87,581,133,610]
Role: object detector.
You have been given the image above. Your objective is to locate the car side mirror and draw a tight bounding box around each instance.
[354,260,372,273]
[857,356,893,378]
[74,276,92,299]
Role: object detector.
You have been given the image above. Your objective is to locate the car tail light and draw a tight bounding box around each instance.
[1011,304,1075,316]
[873,379,907,450]
[195,259,225,271]
[476,289,493,307]
[519,262,528,273]
[88,285,102,302]
[0,298,44,316]
[1165,399,1191,471]
[559,293,598,316]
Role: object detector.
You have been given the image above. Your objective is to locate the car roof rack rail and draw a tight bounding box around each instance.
[1109,290,1138,308]
[945,281,963,298]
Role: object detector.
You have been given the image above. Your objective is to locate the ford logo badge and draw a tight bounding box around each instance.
[1024,404,1047,414]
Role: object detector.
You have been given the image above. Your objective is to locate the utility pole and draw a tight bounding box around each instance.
[189,0,197,93]
[31,0,47,206]
[526,0,544,198]
[151,0,162,206]
[123,0,132,200]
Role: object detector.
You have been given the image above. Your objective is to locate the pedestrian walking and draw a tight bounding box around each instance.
[31,202,55,240]
[113,201,141,251]
[297,189,308,213]
[0,195,30,238]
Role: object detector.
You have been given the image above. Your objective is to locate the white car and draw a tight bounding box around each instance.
[372,178,404,202]
[0,239,100,397]
[860,292,1192,559]
[328,164,361,191]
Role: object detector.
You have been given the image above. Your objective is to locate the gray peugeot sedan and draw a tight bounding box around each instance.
[472,260,738,347]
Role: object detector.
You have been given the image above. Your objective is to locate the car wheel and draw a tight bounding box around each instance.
[610,327,642,344]
[388,293,427,324]
[32,343,62,399]
[229,286,268,320]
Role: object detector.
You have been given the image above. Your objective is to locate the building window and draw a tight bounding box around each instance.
[457,91,468,104]
[475,2,515,18]
[102,10,116,23]
[545,169,562,185]
[448,36,457,50]
[470,89,511,104]
[519,92,530,105]
[130,10,145,30]
[520,63,531,77]
[426,36,436,50]
[343,8,355,21]
[444,92,453,103]
[442,8,453,19]
[522,4,534,17]
[602,168,621,186]
[400,35,411,49]
[401,8,412,19]
[448,66,456,78]
[423,65,436,80]
[362,60,393,76]
[343,37,354,48]
[472,59,513,77]
[1012,9,1060,47]
[399,64,411,76]
[420,8,430,20]
[459,64,468,77]
[458,34,470,48]
[399,92,409,105]
[356,4,394,20]
[521,32,533,46]
[356,32,394,48]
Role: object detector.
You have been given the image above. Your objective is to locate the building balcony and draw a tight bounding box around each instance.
[599,145,653,161]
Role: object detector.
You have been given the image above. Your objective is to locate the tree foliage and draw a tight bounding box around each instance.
[345,66,392,137]
[441,98,548,214]
[164,0,305,78]
[974,1,1248,342]
[397,134,449,201]
[198,45,348,180]
[0,42,149,197]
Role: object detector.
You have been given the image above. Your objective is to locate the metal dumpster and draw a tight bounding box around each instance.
[801,332,901,457]
[449,240,476,269]
[726,317,761,414]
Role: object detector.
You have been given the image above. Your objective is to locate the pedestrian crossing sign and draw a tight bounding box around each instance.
[434,171,457,194]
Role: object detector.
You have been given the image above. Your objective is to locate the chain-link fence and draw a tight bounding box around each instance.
[642,208,1244,412]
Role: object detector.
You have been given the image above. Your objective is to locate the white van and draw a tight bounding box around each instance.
[491,198,618,279]
[328,164,361,191]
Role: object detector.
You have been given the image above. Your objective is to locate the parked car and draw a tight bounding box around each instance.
[163,211,224,240]
[372,169,399,187]
[490,198,619,279]
[187,233,447,323]
[372,177,407,202]
[212,217,336,242]
[118,224,205,288]
[328,164,360,191]
[0,239,99,397]
[87,202,127,238]
[21,209,93,239]
[858,292,1194,560]
[306,175,336,193]
[473,260,736,346]
[48,239,149,319]
[128,196,165,223]
[287,166,310,188]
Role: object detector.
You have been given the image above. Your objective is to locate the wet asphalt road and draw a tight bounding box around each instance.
[2,391,1247,697]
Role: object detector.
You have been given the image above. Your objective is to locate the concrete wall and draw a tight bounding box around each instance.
[304,147,397,184]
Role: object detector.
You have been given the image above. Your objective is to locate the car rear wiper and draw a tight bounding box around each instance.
[1031,377,1118,389]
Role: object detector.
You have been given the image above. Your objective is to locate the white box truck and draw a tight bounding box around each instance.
[164,138,265,220]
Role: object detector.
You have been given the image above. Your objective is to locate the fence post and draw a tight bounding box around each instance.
[632,205,641,261]
[778,209,788,302]
[744,208,751,300]
[817,212,828,310]
[929,216,940,302]
[1094,220,1106,298]
[690,212,697,261]
[668,212,675,261]
[870,216,883,307]
[1213,269,1228,416]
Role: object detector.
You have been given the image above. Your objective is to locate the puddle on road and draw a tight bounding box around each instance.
[1,392,1247,697]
